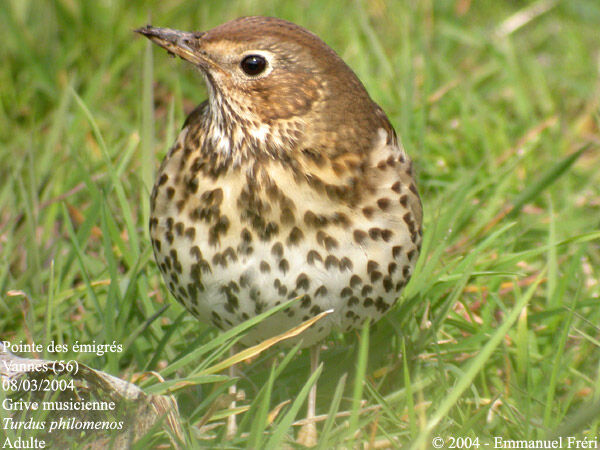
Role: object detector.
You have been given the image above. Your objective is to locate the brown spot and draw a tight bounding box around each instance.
[175,222,184,236]
[280,207,295,225]
[350,275,362,288]
[331,162,345,175]
[399,195,409,208]
[201,188,224,205]
[309,304,322,316]
[392,246,403,259]
[377,198,391,211]
[362,206,375,219]
[187,176,199,193]
[271,242,284,258]
[228,280,240,293]
[239,273,250,288]
[325,255,339,270]
[158,174,168,186]
[306,174,325,192]
[301,296,312,308]
[375,297,389,312]
[325,235,338,250]
[369,228,381,240]
[409,183,418,195]
[403,212,416,233]
[407,249,416,261]
[383,277,393,292]
[166,187,175,199]
[370,271,382,282]
[260,221,280,241]
[241,228,253,242]
[364,297,374,307]
[254,299,265,315]
[212,252,226,268]
[287,226,304,246]
[209,215,230,246]
[367,260,379,273]
[260,261,270,273]
[185,227,196,240]
[353,229,367,245]
[279,258,289,274]
[403,265,411,278]
[381,229,393,242]
[296,273,310,290]
[340,257,353,271]
[306,250,323,265]
[332,212,351,227]
[224,291,240,313]
[391,181,401,193]
[340,287,352,297]
[166,218,174,231]
[388,262,397,275]
[314,285,328,297]
[237,235,253,255]
[347,296,359,307]
[302,148,326,167]
[223,247,238,263]
[266,182,279,201]
[304,211,328,228]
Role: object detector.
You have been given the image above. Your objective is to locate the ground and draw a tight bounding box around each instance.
[0,0,599,447]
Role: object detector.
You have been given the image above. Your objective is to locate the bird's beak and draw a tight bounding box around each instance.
[135,26,216,69]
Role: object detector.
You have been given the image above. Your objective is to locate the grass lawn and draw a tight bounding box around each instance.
[1,0,599,447]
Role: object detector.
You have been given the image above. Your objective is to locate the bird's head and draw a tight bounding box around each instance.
[136,16,392,157]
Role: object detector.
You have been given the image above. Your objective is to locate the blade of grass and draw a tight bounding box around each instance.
[247,359,278,448]
[318,373,347,449]
[240,341,304,438]
[265,362,323,450]
[70,87,141,257]
[411,271,546,449]
[508,144,588,217]
[543,288,577,427]
[61,202,101,315]
[349,318,370,440]
[43,260,55,359]
[403,339,417,437]
[203,309,332,375]
[157,297,300,379]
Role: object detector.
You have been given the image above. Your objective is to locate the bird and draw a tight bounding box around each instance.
[137,16,422,445]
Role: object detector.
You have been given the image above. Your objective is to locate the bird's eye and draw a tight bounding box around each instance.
[240,54,267,76]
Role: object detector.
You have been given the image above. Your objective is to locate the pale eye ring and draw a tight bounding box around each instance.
[240,54,267,75]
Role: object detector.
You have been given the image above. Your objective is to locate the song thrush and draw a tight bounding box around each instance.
[137,16,422,443]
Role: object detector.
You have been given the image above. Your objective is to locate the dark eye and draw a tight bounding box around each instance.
[240,54,267,76]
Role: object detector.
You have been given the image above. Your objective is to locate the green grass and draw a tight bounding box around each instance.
[1,0,599,447]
